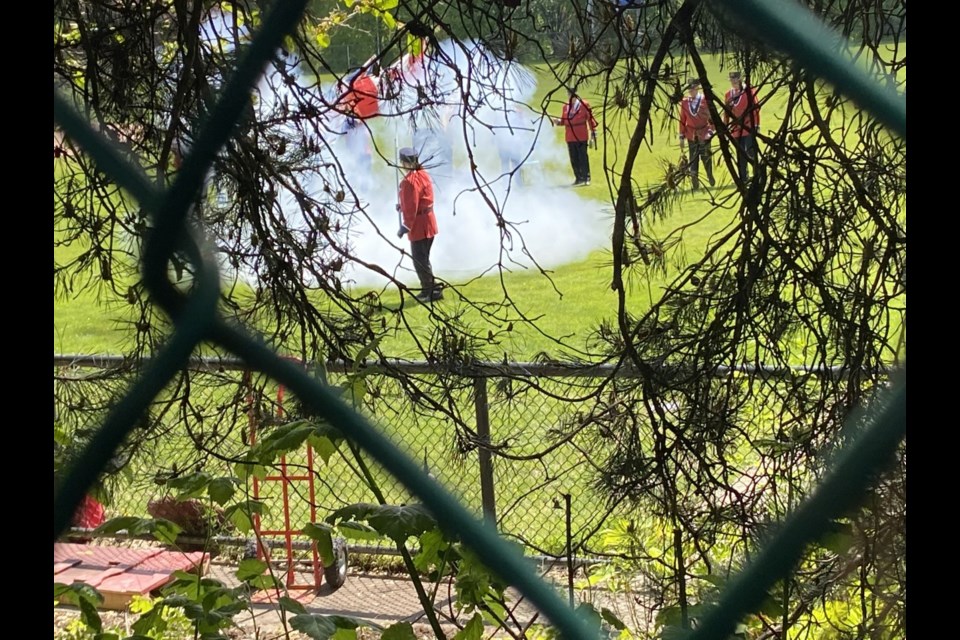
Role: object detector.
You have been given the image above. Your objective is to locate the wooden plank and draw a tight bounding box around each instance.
[54,559,81,575]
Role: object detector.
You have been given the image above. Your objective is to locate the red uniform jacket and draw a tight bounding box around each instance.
[679,93,715,142]
[559,98,598,143]
[73,495,106,529]
[344,73,379,120]
[724,86,760,138]
[399,169,438,242]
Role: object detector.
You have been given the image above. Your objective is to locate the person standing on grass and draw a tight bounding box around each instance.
[724,70,761,184]
[397,147,442,303]
[678,79,716,190]
[551,87,598,186]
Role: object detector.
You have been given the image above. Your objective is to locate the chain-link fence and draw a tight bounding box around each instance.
[54,355,638,557]
[53,0,905,635]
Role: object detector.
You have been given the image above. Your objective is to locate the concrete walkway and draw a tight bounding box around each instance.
[206,561,645,639]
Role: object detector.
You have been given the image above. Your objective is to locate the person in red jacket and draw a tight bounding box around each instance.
[724,71,760,184]
[397,147,442,302]
[678,79,716,190]
[551,87,598,186]
[339,62,380,121]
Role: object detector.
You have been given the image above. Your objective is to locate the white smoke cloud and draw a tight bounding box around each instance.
[193,12,611,290]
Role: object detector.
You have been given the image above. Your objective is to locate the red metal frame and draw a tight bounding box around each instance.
[245,366,323,593]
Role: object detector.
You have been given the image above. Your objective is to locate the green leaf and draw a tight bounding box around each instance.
[338,520,381,541]
[381,622,417,640]
[351,337,382,374]
[254,421,316,461]
[309,434,338,464]
[347,377,367,406]
[248,574,282,591]
[757,594,785,618]
[327,503,436,543]
[819,521,855,555]
[574,603,603,634]
[208,478,236,506]
[453,613,483,640]
[414,529,450,573]
[94,634,120,640]
[332,630,358,640]
[79,597,102,633]
[95,516,148,536]
[289,614,374,640]
[380,12,397,29]
[131,601,165,635]
[58,582,105,607]
[169,472,212,499]
[152,519,183,545]
[655,605,682,629]
[343,0,355,7]
[279,596,308,615]
[601,607,627,631]
[234,461,268,482]
[224,500,266,533]
[373,0,398,10]
[699,573,727,588]
[315,31,330,49]
[290,613,337,640]
[303,522,335,565]
[236,559,268,581]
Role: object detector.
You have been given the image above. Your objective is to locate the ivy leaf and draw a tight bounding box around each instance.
[208,478,236,506]
[248,574,282,591]
[254,421,316,461]
[236,559,268,581]
[382,622,417,640]
[655,605,682,629]
[327,503,436,543]
[309,433,339,464]
[94,516,181,545]
[414,529,450,573]
[79,597,102,633]
[338,521,381,541]
[279,596,308,615]
[818,520,855,555]
[699,573,727,588]
[168,472,212,499]
[95,516,148,536]
[131,601,165,635]
[757,594,785,618]
[601,607,627,631]
[57,582,104,607]
[289,614,374,640]
[303,522,335,563]
[574,603,603,634]
[453,613,483,640]
[224,500,266,533]
[234,461,268,482]
[152,519,183,546]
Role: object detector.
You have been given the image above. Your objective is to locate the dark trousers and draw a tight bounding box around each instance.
[687,139,715,189]
[734,133,758,183]
[567,141,590,183]
[411,237,435,292]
